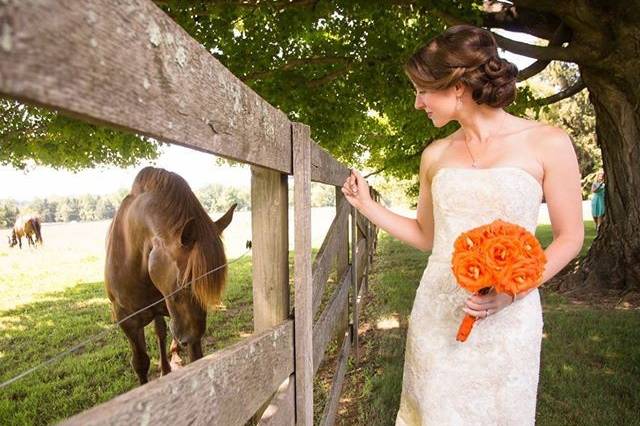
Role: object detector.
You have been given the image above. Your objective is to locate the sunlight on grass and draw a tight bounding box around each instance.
[376,315,400,330]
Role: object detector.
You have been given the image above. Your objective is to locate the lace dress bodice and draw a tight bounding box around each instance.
[429,166,543,263]
[396,167,545,426]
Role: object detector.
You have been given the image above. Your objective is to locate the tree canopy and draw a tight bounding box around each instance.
[0,99,160,171]
[2,1,539,179]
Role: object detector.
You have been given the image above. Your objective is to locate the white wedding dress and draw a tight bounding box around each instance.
[395,167,545,426]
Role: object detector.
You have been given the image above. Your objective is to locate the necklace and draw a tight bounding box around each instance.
[463,111,508,168]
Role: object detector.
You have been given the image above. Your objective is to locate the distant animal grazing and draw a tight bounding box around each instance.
[8,215,43,249]
[105,166,236,384]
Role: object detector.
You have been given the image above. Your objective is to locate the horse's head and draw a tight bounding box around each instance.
[8,230,17,248]
[147,203,236,347]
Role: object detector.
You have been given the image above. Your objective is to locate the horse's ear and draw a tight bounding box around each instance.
[215,203,236,232]
[180,218,197,247]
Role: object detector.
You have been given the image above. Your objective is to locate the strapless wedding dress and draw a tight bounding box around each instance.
[395,167,545,426]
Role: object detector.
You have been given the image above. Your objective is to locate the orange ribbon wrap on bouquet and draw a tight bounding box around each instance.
[451,219,547,342]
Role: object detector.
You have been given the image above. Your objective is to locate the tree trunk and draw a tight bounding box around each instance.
[548,62,640,293]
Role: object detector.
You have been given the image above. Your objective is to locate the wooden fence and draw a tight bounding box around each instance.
[0,1,380,424]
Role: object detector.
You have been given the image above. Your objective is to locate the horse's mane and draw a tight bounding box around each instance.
[129,166,227,308]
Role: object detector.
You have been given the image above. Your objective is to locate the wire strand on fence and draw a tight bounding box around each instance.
[0,244,253,390]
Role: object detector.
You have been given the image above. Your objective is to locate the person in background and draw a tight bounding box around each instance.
[591,169,606,234]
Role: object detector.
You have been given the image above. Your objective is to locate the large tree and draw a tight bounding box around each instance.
[2,1,635,292]
[153,0,636,292]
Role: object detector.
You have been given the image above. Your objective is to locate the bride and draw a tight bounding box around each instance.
[342,24,584,425]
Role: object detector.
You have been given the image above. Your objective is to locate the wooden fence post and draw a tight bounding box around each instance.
[251,165,293,424]
[251,166,290,330]
[350,207,359,364]
[334,188,351,347]
[292,122,313,425]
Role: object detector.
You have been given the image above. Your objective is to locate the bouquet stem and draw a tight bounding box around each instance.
[456,287,491,342]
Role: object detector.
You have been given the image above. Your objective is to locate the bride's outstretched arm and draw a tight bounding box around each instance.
[341,149,435,253]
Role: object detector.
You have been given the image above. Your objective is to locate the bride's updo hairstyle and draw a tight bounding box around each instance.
[405,25,519,108]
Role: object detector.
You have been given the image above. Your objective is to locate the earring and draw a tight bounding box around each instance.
[456,97,462,110]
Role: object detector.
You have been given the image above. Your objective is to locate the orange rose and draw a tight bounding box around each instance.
[451,251,493,293]
[518,232,546,264]
[495,257,543,294]
[480,236,524,273]
[453,228,487,253]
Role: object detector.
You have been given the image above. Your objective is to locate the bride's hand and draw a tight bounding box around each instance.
[341,169,372,210]
[462,287,514,320]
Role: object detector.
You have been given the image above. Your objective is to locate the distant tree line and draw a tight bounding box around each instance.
[0,182,337,228]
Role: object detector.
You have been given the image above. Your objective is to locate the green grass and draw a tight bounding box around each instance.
[335,220,640,425]
[2,218,637,425]
[0,218,331,425]
[0,258,256,425]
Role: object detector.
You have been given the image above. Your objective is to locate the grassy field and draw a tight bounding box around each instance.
[1,216,638,425]
[0,209,336,425]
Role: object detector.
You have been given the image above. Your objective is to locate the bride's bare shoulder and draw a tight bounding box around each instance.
[512,117,564,139]
[420,137,451,183]
[420,137,450,165]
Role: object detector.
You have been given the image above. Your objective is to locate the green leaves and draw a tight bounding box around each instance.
[0,100,160,171]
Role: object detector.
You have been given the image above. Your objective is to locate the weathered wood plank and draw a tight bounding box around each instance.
[319,327,352,426]
[351,207,360,363]
[251,166,290,331]
[312,266,350,375]
[336,187,349,348]
[356,237,368,297]
[311,200,350,317]
[292,122,313,426]
[356,213,369,240]
[250,166,290,422]
[310,142,350,186]
[257,374,295,426]
[61,321,294,426]
[0,0,291,172]
[335,188,350,321]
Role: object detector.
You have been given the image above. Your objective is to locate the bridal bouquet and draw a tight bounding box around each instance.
[451,219,546,342]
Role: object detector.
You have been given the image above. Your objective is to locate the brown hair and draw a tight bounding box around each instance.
[404,24,519,108]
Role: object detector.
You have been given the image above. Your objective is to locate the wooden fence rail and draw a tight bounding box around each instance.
[0,1,380,424]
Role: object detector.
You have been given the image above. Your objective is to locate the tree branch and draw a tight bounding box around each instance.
[535,77,586,106]
[244,56,353,81]
[430,3,590,64]
[517,22,572,81]
[491,30,591,63]
[482,0,563,39]
[307,64,353,88]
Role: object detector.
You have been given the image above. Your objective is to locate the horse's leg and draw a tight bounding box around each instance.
[18,236,22,249]
[186,340,203,362]
[153,316,171,376]
[120,322,150,384]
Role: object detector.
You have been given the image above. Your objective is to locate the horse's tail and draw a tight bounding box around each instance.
[33,217,43,245]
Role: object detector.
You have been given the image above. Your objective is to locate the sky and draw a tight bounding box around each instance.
[0,30,540,202]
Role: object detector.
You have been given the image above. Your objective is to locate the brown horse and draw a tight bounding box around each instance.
[105,166,235,384]
[8,215,43,249]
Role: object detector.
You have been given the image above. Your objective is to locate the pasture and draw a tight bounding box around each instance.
[0,208,336,425]
[2,208,635,425]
